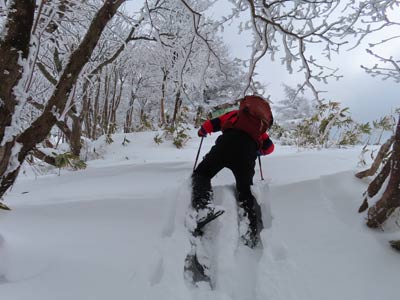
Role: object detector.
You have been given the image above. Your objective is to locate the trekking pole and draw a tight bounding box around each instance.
[258,156,264,181]
[193,137,204,171]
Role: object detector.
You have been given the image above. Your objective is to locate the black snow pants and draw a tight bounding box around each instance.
[192,128,259,211]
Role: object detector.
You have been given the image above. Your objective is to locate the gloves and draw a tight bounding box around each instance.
[198,126,207,137]
[257,149,268,156]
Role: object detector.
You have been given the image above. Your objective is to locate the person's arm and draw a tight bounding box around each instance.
[198,110,237,137]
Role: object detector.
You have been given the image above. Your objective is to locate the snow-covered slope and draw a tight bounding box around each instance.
[0,131,399,300]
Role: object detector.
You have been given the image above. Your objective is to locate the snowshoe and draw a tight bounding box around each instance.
[195,206,224,233]
[240,224,261,249]
[184,235,213,288]
[186,205,224,235]
[184,205,224,289]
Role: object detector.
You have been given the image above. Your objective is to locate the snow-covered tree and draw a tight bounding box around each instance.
[0,0,126,205]
[285,101,370,148]
[372,115,396,145]
[144,0,246,127]
[348,0,400,231]
[225,0,356,100]
[274,84,316,129]
[0,0,250,207]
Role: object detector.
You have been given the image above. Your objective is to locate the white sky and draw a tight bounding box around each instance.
[123,0,399,123]
[222,18,400,123]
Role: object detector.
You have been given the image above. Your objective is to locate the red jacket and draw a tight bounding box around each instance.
[200,110,274,155]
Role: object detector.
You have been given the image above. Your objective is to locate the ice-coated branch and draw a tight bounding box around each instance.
[178,0,228,78]
[348,0,400,82]
[228,0,352,99]
[361,49,400,82]
[89,16,155,77]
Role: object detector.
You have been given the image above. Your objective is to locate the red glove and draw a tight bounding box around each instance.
[198,126,207,137]
[259,143,274,155]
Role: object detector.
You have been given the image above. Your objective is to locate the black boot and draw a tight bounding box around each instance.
[190,173,224,234]
[191,173,213,210]
[238,196,263,248]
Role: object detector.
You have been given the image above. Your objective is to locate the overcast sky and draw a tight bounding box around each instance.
[124,0,399,123]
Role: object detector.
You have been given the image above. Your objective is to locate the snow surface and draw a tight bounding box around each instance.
[1,130,399,300]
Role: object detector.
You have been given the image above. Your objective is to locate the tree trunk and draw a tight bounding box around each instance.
[70,115,82,157]
[358,157,391,213]
[160,67,168,125]
[366,116,400,228]
[107,71,119,134]
[0,1,35,137]
[194,106,204,128]
[31,147,57,166]
[92,79,102,140]
[110,76,124,133]
[0,0,126,201]
[81,80,92,139]
[171,88,182,126]
[124,92,136,133]
[102,72,110,134]
[0,1,35,179]
[355,135,394,179]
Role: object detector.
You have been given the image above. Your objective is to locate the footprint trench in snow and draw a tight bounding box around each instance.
[153,178,309,300]
[159,180,291,298]
[141,171,400,300]
[213,184,271,299]
[3,146,400,300]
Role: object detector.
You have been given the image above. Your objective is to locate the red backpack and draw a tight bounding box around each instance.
[223,95,273,145]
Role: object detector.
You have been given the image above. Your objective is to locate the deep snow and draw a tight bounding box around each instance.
[0,130,399,300]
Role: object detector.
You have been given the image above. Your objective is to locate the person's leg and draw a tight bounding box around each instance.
[192,143,225,210]
[189,143,226,232]
[230,161,263,247]
[191,172,213,210]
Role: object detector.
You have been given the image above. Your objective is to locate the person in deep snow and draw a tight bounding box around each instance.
[192,95,274,248]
